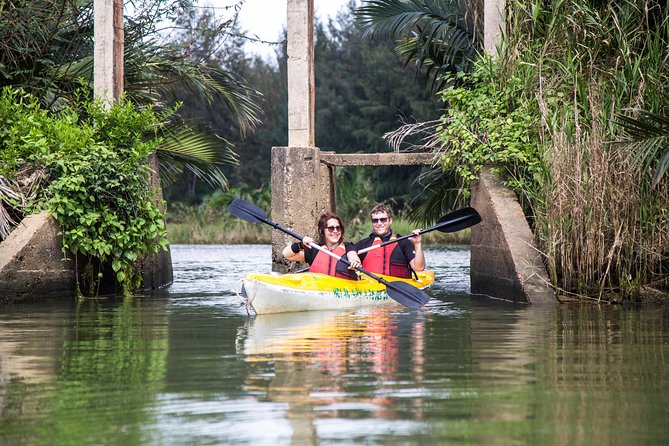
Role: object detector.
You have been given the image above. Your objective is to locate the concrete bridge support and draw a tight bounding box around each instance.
[270,146,556,303]
[270,146,333,272]
[470,170,555,303]
[0,210,173,303]
[0,213,76,301]
[269,147,435,273]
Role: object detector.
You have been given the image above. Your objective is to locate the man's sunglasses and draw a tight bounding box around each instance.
[371,217,388,224]
[326,225,342,232]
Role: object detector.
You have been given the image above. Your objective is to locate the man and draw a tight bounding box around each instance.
[354,204,425,278]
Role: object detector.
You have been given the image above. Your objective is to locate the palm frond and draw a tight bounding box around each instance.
[356,0,480,90]
[614,109,669,186]
[155,126,239,189]
[410,166,464,225]
[121,39,263,135]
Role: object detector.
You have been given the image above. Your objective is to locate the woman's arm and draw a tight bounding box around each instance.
[345,242,361,269]
[282,243,305,262]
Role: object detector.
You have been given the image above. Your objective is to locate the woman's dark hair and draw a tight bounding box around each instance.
[316,212,345,245]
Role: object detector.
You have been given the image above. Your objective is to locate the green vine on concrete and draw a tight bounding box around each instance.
[0,87,169,295]
[436,58,544,201]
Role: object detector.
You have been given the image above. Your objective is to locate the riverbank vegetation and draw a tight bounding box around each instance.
[0,1,261,295]
[167,217,470,245]
[0,89,170,294]
[359,0,668,300]
[166,185,470,244]
[2,1,666,301]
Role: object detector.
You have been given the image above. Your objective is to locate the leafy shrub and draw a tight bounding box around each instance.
[436,59,544,205]
[0,87,169,295]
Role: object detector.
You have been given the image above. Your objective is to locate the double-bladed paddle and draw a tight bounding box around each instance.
[227,198,431,309]
[292,207,482,272]
[358,207,481,254]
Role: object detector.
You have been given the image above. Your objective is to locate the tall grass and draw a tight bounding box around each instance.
[167,220,271,244]
[500,0,669,299]
[166,186,272,244]
[168,212,469,246]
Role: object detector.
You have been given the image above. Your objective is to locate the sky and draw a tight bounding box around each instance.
[204,0,355,60]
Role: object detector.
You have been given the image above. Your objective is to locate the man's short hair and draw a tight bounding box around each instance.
[370,203,392,219]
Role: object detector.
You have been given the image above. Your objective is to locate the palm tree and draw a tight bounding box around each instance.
[355,0,482,91]
[0,0,261,190]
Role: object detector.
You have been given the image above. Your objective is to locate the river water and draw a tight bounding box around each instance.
[1,244,668,445]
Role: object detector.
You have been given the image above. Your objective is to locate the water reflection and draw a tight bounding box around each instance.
[0,298,169,445]
[0,245,668,446]
[237,307,432,445]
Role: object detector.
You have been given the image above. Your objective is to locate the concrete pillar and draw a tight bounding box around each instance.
[470,170,556,304]
[0,213,76,302]
[94,0,124,104]
[94,0,171,290]
[271,147,332,272]
[484,0,505,57]
[287,0,315,147]
[136,153,173,289]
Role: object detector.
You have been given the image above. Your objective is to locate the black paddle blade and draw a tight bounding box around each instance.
[436,207,481,233]
[384,280,431,308]
[227,199,266,223]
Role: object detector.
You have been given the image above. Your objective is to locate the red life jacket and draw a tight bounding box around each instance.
[308,244,358,280]
[361,235,412,278]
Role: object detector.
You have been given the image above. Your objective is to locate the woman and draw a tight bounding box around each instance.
[282,212,362,280]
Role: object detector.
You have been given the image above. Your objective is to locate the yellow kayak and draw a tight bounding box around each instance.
[239,271,435,315]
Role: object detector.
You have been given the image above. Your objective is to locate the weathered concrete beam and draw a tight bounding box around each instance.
[287,0,314,147]
[319,152,434,166]
[470,169,556,304]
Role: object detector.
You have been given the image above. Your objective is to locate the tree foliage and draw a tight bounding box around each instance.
[0,87,169,295]
[355,0,482,91]
[168,2,441,211]
[0,0,262,192]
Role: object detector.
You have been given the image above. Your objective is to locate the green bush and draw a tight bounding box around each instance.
[436,59,544,204]
[0,87,169,295]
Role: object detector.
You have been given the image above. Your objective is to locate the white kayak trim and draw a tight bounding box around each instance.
[239,271,434,315]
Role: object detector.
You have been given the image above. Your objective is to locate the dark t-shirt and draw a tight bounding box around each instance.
[304,242,357,265]
[354,231,416,264]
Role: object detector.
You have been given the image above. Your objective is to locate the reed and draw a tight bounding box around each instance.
[167,212,469,246]
[501,0,669,299]
[167,220,271,244]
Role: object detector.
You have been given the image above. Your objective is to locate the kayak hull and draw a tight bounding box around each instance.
[240,271,435,315]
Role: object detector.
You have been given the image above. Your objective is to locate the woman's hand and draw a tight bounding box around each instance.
[302,236,314,248]
[347,252,362,270]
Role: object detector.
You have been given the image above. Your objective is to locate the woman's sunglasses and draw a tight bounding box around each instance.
[326,225,342,232]
[371,217,388,224]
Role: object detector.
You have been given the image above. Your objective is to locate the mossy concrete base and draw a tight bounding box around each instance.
[0,212,76,302]
[0,212,173,303]
[470,169,557,304]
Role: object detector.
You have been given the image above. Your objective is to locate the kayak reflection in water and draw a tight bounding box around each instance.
[282,212,362,280]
